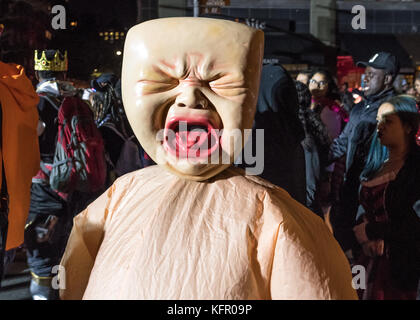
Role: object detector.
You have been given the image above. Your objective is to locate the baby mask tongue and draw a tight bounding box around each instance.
[176,124,209,151]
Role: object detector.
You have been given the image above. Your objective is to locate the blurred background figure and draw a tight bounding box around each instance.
[80,87,96,110]
[295,80,332,220]
[341,89,356,114]
[308,69,348,223]
[412,74,420,105]
[296,70,312,86]
[309,70,349,139]
[405,86,416,98]
[239,63,306,206]
[91,73,153,187]
[340,82,356,114]
[393,75,409,94]
[415,75,420,96]
[340,82,349,93]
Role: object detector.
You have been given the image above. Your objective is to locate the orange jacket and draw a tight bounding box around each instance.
[0,61,40,250]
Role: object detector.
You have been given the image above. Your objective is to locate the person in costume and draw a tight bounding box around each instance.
[59,18,358,300]
[0,24,40,281]
[25,50,99,299]
[91,73,148,187]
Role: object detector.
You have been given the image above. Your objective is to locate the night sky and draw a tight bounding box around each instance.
[67,0,137,30]
[46,0,139,79]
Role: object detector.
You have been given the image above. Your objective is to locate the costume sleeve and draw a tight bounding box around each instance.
[59,186,112,300]
[268,193,358,299]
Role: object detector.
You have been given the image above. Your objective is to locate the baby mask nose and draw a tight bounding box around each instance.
[175,86,208,110]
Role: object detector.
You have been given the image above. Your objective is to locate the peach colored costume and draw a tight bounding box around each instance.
[60,18,357,300]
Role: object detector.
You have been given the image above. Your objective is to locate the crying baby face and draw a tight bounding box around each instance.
[122,17,264,181]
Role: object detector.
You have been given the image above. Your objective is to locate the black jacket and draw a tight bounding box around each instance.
[37,95,60,163]
[239,64,306,205]
[329,89,397,252]
[329,88,395,180]
[365,145,420,291]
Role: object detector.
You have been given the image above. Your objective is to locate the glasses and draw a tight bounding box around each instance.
[309,79,327,87]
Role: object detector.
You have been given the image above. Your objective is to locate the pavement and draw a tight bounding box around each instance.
[0,248,32,300]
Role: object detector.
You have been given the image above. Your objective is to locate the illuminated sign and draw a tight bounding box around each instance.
[199,0,230,15]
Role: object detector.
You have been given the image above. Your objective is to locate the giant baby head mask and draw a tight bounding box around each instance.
[122,17,264,181]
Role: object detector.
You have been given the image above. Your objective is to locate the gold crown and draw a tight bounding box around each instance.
[34,50,68,71]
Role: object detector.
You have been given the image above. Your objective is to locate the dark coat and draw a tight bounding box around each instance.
[329,88,396,251]
[330,88,395,178]
[365,145,420,291]
[239,64,306,205]
[295,80,332,216]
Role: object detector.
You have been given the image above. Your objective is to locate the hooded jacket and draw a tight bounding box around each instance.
[240,64,306,205]
[0,61,40,250]
[365,145,420,291]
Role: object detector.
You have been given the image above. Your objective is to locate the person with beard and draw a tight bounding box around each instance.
[328,52,399,261]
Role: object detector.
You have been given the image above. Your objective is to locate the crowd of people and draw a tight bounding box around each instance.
[0,44,419,300]
[294,52,420,300]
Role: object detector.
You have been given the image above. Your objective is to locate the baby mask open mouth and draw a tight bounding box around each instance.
[163,116,221,160]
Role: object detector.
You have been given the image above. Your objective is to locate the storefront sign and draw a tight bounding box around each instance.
[199,0,230,15]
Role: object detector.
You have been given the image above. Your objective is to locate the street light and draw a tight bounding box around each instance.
[116,50,122,56]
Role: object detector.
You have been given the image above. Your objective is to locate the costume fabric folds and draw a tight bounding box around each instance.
[0,61,40,250]
[60,165,357,300]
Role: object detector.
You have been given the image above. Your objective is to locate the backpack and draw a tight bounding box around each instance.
[42,95,107,194]
[101,122,143,177]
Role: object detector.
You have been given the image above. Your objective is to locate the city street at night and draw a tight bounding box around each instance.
[0,0,419,308]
